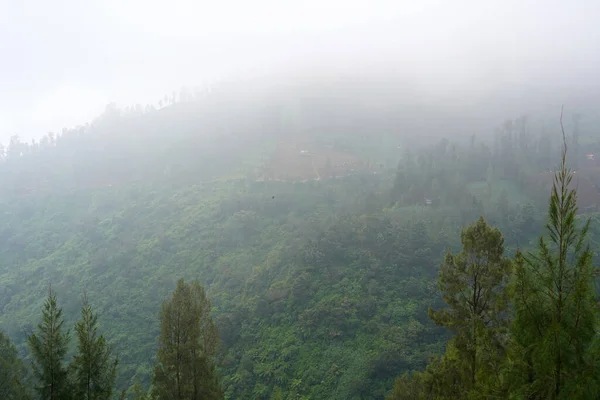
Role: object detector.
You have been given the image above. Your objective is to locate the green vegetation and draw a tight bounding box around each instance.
[152,279,222,400]
[0,86,599,399]
[71,296,118,400]
[21,281,218,399]
[27,289,72,400]
[507,133,600,398]
[387,124,600,399]
[0,330,28,399]
[27,289,118,400]
[428,217,512,397]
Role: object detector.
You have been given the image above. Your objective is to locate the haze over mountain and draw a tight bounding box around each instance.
[2,0,600,143]
[2,1,600,399]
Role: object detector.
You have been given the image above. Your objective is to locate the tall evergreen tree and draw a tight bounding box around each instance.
[428,216,512,396]
[71,295,118,400]
[151,279,223,400]
[0,330,29,400]
[507,110,600,399]
[27,288,71,400]
[389,217,512,400]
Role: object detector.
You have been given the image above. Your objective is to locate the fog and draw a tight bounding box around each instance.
[1,0,599,142]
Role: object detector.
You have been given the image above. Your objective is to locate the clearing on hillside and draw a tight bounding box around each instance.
[261,141,379,181]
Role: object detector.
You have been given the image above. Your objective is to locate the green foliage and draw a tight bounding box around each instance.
[27,290,119,399]
[71,296,118,400]
[0,92,596,400]
[389,116,600,400]
[387,344,465,400]
[428,217,512,395]
[507,129,600,399]
[127,381,149,400]
[152,279,223,400]
[0,330,29,399]
[388,217,512,399]
[27,288,72,400]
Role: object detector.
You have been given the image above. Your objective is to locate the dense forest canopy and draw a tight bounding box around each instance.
[1,76,600,399]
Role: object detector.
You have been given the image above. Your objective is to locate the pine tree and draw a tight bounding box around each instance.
[0,329,29,400]
[27,288,71,400]
[507,109,600,399]
[71,295,118,400]
[151,279,223,400]
[428,216,512,396]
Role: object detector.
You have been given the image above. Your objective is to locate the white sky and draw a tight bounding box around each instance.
[1,0,599,142]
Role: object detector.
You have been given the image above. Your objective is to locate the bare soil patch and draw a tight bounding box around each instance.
[261,141,378,181]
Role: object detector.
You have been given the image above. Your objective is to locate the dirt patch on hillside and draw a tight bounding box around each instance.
[261,141,378,181]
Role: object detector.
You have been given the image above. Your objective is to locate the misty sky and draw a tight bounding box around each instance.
[1,0,599,143]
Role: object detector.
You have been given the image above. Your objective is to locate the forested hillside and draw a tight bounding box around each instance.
[388,119,600,399]
[1,79,600,399]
